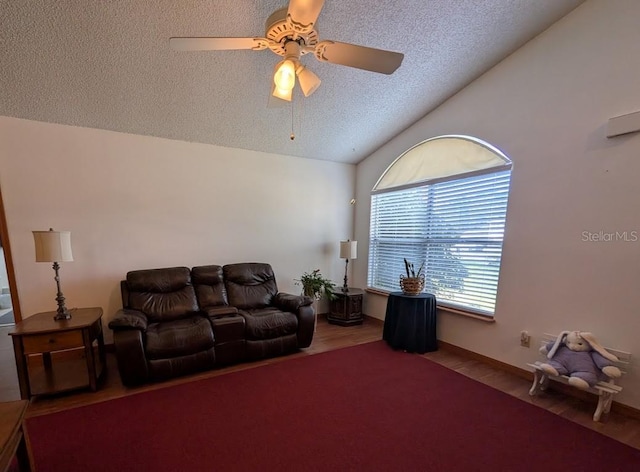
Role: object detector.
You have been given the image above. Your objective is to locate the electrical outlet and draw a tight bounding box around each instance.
[520,330,531,348]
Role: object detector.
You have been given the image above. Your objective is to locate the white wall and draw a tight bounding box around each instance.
[0,117,356,342]
[354,0,640,409]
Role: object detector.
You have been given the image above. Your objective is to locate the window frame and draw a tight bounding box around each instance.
[367,136,512,318]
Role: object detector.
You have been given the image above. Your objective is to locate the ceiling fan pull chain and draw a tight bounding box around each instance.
[290,99,295,141]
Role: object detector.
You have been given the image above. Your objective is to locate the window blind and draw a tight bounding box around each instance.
[368,169,511,316]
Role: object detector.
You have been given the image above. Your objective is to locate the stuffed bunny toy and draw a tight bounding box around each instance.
[538,331,621,390]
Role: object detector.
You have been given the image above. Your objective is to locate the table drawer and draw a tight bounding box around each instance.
[22,330,83,354]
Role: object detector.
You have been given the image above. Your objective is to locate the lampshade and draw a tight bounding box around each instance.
[274,59,296,91]
[340,240,357,260]
[296,65,321,97]
[33,230,73,262]
[272,83,293,101]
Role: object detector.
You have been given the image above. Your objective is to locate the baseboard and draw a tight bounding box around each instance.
[438,341,640,421]
[438,341,531,380]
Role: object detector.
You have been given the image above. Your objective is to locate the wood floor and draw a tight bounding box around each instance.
[2,316,640,450]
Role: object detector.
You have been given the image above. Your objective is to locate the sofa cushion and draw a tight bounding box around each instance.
[126,267,199,323]
[239,307,298,340]
[246,335,298,360]
[145,316,215,360]
[148,349,215,381]
[127,267,191,292]
[223,263,278,309]
[192,265,229,308]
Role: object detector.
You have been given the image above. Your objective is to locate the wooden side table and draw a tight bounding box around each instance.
[9,307,106,400]
[328,288,364,326]
[0,400,34,472]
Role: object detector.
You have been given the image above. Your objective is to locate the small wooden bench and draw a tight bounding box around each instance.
[527,333,631,422]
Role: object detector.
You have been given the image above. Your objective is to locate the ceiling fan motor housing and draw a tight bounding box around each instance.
[265,8,318,56]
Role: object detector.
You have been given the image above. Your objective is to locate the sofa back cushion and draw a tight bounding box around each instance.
[223,263,277,309]
[125,267,198,322]
[192,265,228,308]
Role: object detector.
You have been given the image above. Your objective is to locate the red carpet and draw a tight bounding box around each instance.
[27,341,640,471]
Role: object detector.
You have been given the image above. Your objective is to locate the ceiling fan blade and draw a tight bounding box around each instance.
[287,0,325,34]
[169,37,269,51]
[314,41,404,74]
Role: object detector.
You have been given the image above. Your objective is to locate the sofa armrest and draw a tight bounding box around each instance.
[273,292,314,312]
[202,306,239,319]
[112,329,149,386]
[108,309,149,331]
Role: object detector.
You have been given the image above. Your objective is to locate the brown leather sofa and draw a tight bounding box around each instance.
[108,263,315,386]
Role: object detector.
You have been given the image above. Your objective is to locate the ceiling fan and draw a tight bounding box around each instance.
[170,0,404,102]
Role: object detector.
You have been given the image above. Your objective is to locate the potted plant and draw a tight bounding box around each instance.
[296,269,336,300]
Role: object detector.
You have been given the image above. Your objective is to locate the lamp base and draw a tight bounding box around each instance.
[52,262,72,321]
[54,309,72,321]
[342,258,350,292]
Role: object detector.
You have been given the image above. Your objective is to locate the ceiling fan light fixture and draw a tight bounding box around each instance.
[274,59,296,91]
[272,84,293,102]
[296,64,321,97]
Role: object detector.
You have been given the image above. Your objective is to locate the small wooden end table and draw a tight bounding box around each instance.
[328,288,364,326]
[0,400,34,472]
[9,307,106,400]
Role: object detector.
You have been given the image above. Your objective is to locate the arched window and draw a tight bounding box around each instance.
[368,135,512,317]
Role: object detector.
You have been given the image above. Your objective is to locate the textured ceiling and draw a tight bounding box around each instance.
[0,0,584,164]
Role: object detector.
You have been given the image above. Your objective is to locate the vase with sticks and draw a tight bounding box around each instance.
[399,258,425,295]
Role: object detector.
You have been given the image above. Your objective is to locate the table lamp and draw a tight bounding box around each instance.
[339,240,357,293]
[33,228,73,320]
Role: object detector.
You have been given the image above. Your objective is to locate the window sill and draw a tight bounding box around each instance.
[365,287,495,323]
[437,305,495,323]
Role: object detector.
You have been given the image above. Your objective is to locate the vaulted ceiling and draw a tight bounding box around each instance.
[0,0,584,164]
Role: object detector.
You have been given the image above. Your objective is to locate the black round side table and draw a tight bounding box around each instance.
[382,292,437,354]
